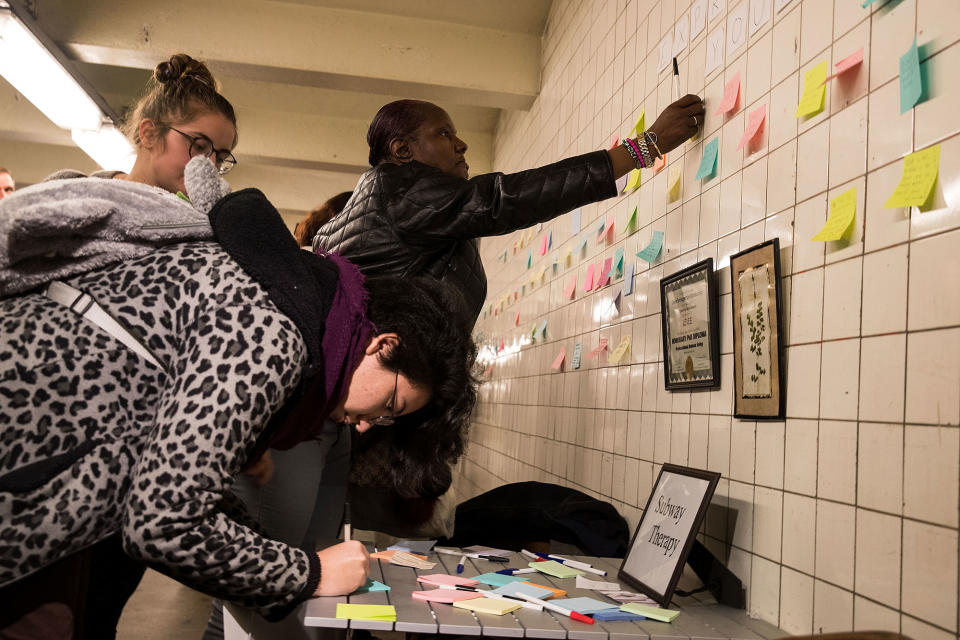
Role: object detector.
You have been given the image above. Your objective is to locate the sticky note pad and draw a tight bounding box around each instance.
[716,71,741,115]
[551,597,619,614]
[696,137,719,180]
[795,60,827,118]
[620,603,680,622]
[668,165,682,202]
[594,609,647,621]
[529,560,584,578]
[413,589,483,603]
[336,604,397,621]
[812,187,857,242]
[624,168,642,192]
[900,38,922,114]
[454,598,521,616]
[523,582,566,598]
[637,230,664,263]
[552,348,565,370]
[417,574,479,587]
[884,144,940,209]
[354,579,391,593]
[492,581,554,600]
[471,572,529,587]
[737,104,766,151]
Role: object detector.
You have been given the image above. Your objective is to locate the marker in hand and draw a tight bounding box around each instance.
[342,501,351,542]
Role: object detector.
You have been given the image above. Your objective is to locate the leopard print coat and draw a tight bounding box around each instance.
[0,241,320,620]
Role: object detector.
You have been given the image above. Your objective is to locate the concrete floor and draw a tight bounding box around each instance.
[117,569,212,639]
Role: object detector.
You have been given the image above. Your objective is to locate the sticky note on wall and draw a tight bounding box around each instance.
[695,137,719,180]
[668,165,682,202]
[812,187,857,241]
[884,144,940,209]
[737,104,766,150]
[899,38,923,114]
[637,230,664,263]
[795,61,827,118]
[716,71,741,115]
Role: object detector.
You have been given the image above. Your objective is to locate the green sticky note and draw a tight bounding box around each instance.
[630,110,645,137]
[884,144,940,209]
[636,230,664,263]
[531,323,538,339]
[529,560,584,578]
[175,191,190,202]
[899,38,923,114]
[620,603,680,622]
[526,250,532,269]
[861,0,880,6]
[695,137,719,180]
[471,572,529,587]
[624,168,642,192]
[795,61,827,118]
[336,604,397,621]
[625,206,638,234]
[812,187,856,241]
[611,247,624,278]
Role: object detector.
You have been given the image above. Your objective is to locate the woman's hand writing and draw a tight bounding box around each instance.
[648,94,705,155]
[313,541,370,596]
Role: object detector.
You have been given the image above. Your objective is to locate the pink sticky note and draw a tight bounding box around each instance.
[417,575,479,587]
[715,72,741,115]
[608,134,619,150]
[552,348,566,370]
[737,104,767,150]
[563,276,576,299]
[514,310,520,326]
[597,257,613,287]
[653,155,666,173]
[826,48,864,82]
[538,233,548,256]
[604,219,615,242]
[587,337,610,359]
[499,337,505,351]
[585,264,596,291]
[413,590,484,603]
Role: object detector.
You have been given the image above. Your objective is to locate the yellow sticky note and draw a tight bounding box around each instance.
[529,560,583,578]
[609,336,631,364]
[454,598,521,616]
[630,110,645,137]
[812,187,856,242]
[336,604,397,621]
[624,168,642,192]
[795,61,828,118]
[668,166,682,202]
[884,144,940,209]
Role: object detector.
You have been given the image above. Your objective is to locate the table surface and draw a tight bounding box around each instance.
[303,550,788,639]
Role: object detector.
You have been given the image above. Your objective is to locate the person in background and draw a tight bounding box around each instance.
[294,191,352,247]
[0,168,14,199]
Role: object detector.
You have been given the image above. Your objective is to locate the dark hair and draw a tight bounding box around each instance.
[295,191,351,246]
[366,99,437,166]
[123,53,238,148]
[353,276,479,498]
[0,168,9,175]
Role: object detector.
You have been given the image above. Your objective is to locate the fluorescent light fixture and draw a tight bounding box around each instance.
[0,8,103,131]
[72,126,136,173]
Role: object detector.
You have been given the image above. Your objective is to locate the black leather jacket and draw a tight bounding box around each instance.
[313,150,617,322]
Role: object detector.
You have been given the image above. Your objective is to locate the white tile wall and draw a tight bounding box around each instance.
[465,0,960,635]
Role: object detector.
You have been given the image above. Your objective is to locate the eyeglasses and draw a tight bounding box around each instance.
[169,127,237,175]
[368,371,400,427]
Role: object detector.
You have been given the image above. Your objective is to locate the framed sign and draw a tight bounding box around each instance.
[660,258,721,389]
[730,239,786,419]
[618,464,721,607]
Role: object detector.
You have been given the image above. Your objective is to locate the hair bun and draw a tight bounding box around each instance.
[154,53,215,89]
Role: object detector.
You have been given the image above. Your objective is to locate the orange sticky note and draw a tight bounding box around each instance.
[552,348,566,370]
[716,71,741,115]
[585,264,595,291]
[522,582,566,599]
[737,104,766,150]
[653,155,666,173]
[563,276,576,299]
[826,48,864,82]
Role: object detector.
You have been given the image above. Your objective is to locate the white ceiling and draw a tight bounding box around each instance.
[1,0,552,222]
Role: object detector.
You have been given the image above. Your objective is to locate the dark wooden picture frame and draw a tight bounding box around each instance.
[660,258,721,389]
[729,239,786,419]
[618,464,721,608]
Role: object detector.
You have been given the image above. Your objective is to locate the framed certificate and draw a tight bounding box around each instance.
[660,258,721,389]
[618,464,721,607]
[730,239,786,419]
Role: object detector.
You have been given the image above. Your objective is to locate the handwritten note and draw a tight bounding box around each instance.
[572,342,583,369]
[552,347,566,370]
[705,26,725,75]
[585,263,595,291]
[336,604,397,621]
[795,61,827,118]
[668,165,683,202]
[884,144,940,209]
[737,104,766,150]
[637,230,664,263]
[716,72,741,115]
[624,262,635,296]
[696,137,720,180]
[630,110,646,137]
[563,275,576,299]
[826,48,864,82]
[609,336,631,364]
[899,38,923,114]
[812,187,857,241]
[624,168,642,192]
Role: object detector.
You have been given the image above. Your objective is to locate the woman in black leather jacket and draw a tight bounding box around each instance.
[314,95,705,321]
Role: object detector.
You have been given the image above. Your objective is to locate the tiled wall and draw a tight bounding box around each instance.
[462,0,960,636]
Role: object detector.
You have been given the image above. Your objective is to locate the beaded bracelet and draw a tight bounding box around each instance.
[621,137,646,169]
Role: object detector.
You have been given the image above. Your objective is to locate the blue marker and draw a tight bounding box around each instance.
[457,554,465,574]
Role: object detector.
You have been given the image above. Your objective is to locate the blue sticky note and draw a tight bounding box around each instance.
[471,572,529,587]
[624,262,635,296]
[899,38,923,114]
[354,579,390,594]
[492,582,553,599]
[636,231,664,263]
[547,230,553,250]
[611,247,624,278]
[571,208,581,234]
[551,597,619,615]
[695,137,719,180]
[593,609,646,621]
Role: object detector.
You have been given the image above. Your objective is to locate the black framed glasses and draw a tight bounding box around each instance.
[368,371,399,427]
[169,127,237,175]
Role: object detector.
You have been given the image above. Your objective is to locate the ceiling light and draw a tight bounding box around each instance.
[72,126,136,174]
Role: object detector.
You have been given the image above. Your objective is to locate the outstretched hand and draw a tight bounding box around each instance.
[648,95,705,155]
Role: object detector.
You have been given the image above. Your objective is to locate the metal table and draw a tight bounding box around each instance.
[301,551,788,639]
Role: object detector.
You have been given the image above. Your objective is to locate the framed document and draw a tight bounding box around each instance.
[618,464,721,607]
[660,258,721,389]
[730,239,785,419]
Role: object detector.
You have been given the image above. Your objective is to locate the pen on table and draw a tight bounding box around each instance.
[434,585,543,611]
[496,567,538,575]
[457,554,466,574]
[515,593,594,625]
[520,548,544,561]
[672,57,681,101]
[342,501,351,542]
[435,548,509,562]
[533,552,608,576]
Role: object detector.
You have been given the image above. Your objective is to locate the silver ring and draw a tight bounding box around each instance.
[691,115,698,127]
